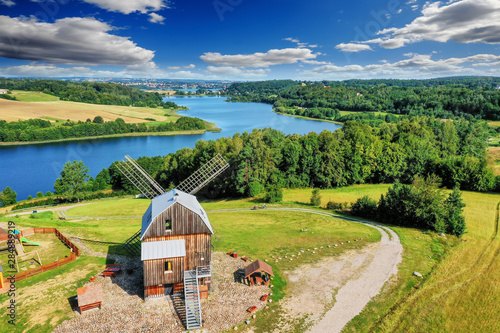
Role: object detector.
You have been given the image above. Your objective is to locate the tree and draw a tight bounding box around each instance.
[444,187,466,236]
[93,116,104,124]
[36,191,44,198]
[54,161,90,200]
[248,181,264,197]
[0,186,17,206]
[351,195,377,218]
[264,184,283,203]
[310,188,322,206]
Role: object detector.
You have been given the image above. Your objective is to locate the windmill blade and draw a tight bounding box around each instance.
[115,155,165,199]
[176,154,229,195]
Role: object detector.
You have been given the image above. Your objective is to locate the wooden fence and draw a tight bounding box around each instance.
[1,227,80,284]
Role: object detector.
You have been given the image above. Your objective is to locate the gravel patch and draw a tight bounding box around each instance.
[54,252,270,332]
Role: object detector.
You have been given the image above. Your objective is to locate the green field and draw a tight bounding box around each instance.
[11,90,60,102]
[0,185,498,332]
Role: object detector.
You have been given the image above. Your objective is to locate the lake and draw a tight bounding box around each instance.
[0,96,341,200]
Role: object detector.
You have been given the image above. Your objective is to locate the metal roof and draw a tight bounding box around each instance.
[140,189,213,240]
[141,239,186,261]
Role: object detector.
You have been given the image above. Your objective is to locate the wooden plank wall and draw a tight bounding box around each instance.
[143,234,211,271]
[143,257,184,286]
[143,203,211,239]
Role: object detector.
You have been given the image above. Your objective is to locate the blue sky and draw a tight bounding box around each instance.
[0,0,499,80]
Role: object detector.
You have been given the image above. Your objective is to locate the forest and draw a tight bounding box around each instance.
[99,116,495,200]
[226,78,500,121]
[0,78,183,109]
[0,117,206,142]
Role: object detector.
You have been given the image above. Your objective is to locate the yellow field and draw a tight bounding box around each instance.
[0,97,181,123]
[487,146,500,175]
[379,190,500,332]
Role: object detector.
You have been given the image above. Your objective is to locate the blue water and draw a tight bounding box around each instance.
[0,96,341,200]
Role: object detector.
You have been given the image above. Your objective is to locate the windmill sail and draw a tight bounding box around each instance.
[176,154,229,195]
[115,155,165,199]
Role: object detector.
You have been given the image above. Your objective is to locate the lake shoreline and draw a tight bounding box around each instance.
[0,128,222,147]
[273,110,343,125]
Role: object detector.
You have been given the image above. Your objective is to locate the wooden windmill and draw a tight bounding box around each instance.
[115,153,229,330]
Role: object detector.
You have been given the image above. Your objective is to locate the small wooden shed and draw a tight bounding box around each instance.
[244,260,274,286]
[77,283,103,312]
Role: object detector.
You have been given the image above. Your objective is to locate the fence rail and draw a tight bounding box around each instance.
[1,227,80,285]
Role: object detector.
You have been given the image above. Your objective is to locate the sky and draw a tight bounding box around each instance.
[0,0,499,80]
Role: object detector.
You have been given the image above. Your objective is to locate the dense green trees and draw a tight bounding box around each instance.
[107,116,493,198]
[352,176,467,236]
[0,117,206,143]
[0,78,184,109]
[225,78,500,121]
[0,186,17,207]
[54,161,91,200]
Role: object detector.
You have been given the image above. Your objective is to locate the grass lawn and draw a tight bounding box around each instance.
[1,185,498,332]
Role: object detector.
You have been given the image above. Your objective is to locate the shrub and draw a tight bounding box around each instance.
[310,188,322,206]
[351,196,378,219]
[248,181,264,197]
[264,185,283,203]
[326,201,348,210]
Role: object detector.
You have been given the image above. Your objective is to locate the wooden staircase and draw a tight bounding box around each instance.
[183,270,202,330]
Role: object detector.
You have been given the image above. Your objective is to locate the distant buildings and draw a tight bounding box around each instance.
[0,90,7,94]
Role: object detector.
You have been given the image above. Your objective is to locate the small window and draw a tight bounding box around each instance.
[165,261,172,272]
[165,219,172,232]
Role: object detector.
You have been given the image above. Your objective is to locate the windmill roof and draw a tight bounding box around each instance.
[140,189,213,240]
[141,239,186,261]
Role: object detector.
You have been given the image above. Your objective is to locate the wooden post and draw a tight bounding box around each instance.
[15,256,19,273]
[36,251,42,266]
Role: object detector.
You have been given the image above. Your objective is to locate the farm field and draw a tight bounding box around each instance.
[0,185,498,332]
[0,90,188,124]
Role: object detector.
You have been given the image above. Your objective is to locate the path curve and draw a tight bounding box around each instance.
[209,207,403,332]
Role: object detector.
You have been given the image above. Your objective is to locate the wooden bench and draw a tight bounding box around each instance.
[260,294,268,301]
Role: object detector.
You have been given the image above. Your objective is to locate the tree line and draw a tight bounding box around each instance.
[101,116,495,199]
[225,78,500,120]
[0,116,206,142]
[0,78,184,109]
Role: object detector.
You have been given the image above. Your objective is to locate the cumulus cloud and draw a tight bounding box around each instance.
[148,12,165,24]
[206,66,269,78]
[83,0,168,14]
[335,43,372,52]
[167,64,195,70]
[0,0,15,6]
[0,16,155,66]
[369,0,500,48]
[200,48,317,68]
[301,53,500,79]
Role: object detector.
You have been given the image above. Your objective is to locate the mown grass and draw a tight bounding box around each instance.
[11,90,59,102]
[1,185,497,332]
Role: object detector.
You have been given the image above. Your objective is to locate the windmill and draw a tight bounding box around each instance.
[116,153,229,256]
[115,153,229,330]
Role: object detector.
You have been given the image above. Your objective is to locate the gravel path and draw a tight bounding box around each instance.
[307,224,403,333]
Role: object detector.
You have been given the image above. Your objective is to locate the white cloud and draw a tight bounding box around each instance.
[302,60,329,65]
[0,0,15,6]
[0,16,155,66]
[200,48,317,68]
[184,64,195,69]
[148,12,165,24]
[301,53,500,79]
[368,0,500,48]
[206,66,269,78]
[83,0,168,14]
[335,43,373,52]
[283,37,319,48]
[167,66,180,70]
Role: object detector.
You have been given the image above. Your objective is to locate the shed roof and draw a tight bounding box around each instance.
[244,259,274,278]
[141,239,186,261]
[140,189,213,240]
[77,283,102,307]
